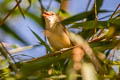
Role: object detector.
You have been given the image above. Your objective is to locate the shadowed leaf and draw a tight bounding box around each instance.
[56,0,61,3]
[20,50,71,76]
[70,20,107,29]
[90,40,119,52]
[92,0,103,11]
[30,29,52,52]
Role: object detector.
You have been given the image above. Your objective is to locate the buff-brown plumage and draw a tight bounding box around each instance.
[43,11,72,50]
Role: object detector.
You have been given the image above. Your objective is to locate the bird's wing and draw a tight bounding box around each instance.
[62,24,74,46]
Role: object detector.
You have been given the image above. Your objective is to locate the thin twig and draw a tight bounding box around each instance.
[96,29,104,37]
[15,0,25,18]
[0,42,16,63]
[54,45,79,54]
[58,0,69,14]
[38,0,49,55]
[27,45,79,63]
[26,46,76,63]
[88,35,105,43]
[70,33,104,74]
[25,0,32,12]
[38,0,46,14]
[86,0,91,11]
[96,4,120,42]
[111,48,116,61]
[98,15,111,20]
[115,10,120,19]
[47,0,53,10]
[94,0,98,33]
[90,0,98,40]
[114,10,120,17]
[109,3,120,20]
[38,0,46,28]
[0,41,18,73]
[108,41,120,60]
[0,0,21,26]
[94,0,98,21]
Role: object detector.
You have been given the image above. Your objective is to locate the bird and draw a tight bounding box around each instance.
[42,11,72,50]
[42,11,104,73]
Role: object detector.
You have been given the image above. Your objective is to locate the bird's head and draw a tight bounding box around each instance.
[42,11,60,28]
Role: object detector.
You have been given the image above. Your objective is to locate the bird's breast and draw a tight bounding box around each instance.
[45,30,72,50]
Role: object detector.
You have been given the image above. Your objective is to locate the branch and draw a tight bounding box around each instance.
[25,0,32,12]
[0,0,21,26]
[109,3,120,20]
[15,0,25,18]
[70,32,104,74]
[0,41,18,73]
[20,47,73,76]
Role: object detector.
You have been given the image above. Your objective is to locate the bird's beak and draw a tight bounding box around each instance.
[42,11,51,17]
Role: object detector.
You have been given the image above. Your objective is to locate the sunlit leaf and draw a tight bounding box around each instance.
[62,10,112,25]
[9,45,35,54]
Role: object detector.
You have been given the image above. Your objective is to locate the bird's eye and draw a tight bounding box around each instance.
[51,13,54,16]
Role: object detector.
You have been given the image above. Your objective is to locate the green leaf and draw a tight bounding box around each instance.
[70,20,108,29]
[20,50,71,76]
[30,29,52,52]
[70,19,120,30]
[109,19,120,27]
[9,45,35,54]
[56,0,61,3]
[90,41,112,48]
[62,11,93,25]
[92,0,104,11]
[90,40,119,52]
[62,10,112,25]
[78,29,95,39]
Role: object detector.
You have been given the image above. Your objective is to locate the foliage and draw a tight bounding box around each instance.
[0,0,120,80]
